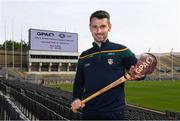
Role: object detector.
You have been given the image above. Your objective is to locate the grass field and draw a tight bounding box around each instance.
[125,80,180,112]
[48,80,180,112]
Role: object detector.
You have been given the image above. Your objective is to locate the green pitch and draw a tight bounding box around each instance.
[48,80,180,112]
[125,80,180,112]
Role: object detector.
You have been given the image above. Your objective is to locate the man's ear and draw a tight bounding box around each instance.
[108,23,112,32]
[89,24,92,32]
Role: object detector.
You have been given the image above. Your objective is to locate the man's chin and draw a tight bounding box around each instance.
[95,39,105,43]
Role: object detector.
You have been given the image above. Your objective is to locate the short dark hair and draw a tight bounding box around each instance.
[90,10,110,24]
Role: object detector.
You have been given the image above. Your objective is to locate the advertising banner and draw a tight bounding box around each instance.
[29,29,78,52]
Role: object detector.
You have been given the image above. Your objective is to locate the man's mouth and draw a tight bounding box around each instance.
[96,34,103,38]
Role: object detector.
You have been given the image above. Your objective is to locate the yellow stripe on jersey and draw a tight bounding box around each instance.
[80,48,128,59]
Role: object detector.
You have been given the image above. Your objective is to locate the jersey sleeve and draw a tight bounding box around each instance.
[72,55,85,100]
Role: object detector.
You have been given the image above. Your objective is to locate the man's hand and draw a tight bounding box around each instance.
[71,99,85,112]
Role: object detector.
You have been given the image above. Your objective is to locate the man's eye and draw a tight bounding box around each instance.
[100,25,106,29]
[92,26,97,29]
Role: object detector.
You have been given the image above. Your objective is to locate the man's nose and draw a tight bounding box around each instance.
[97,28,102,33]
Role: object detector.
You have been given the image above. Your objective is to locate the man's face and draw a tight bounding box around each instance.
[90,17,111,43]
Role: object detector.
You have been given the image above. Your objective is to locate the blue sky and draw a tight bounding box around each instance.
[0,0,179,54]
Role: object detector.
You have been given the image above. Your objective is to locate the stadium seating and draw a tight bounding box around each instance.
[146,52,180,80]
[1,79,180,120]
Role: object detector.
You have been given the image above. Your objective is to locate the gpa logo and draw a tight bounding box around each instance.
[59,34,66,38]
[107,58,113,65]
[135,56,154,74]
[37,32,54,37]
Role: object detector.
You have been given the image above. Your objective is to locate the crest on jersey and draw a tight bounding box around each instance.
[107,58,113,65]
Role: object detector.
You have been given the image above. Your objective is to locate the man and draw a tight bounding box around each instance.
[71,10,143,120]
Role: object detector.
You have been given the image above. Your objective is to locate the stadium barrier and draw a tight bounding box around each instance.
[166,110,180,120]
[127,104,167,120]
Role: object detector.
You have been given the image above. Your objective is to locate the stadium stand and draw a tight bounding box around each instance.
[1,50,180,82]
[145,52,180,80]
